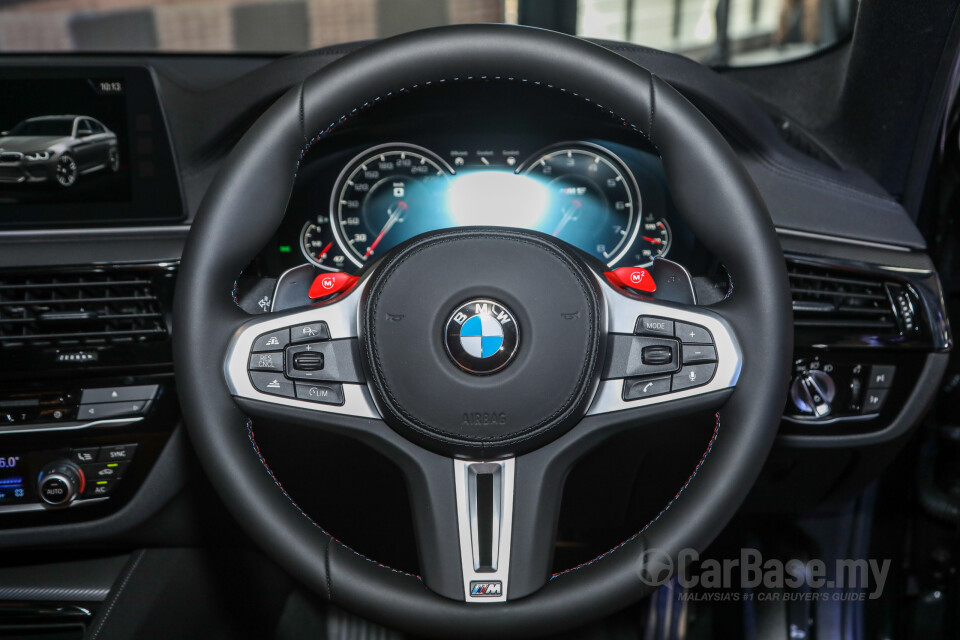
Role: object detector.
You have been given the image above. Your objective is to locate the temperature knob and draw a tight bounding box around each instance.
[790,370,836,418]
[37,461,84,507]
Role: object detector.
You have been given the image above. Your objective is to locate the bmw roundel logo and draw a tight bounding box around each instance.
[444,299,519,374]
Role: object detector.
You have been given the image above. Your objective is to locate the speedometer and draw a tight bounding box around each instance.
[332,143,453,267]
[520,143,640,267]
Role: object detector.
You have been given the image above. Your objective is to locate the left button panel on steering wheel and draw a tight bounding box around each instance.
[224,277,382,419]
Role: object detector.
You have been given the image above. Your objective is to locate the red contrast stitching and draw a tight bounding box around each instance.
[245,419,420,579]
[550,411,721,579]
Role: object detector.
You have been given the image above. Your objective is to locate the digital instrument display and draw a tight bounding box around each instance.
[315,142,670,270]
[0,453,27,505]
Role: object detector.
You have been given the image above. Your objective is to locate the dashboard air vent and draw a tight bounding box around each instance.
[788,262,907,334]
[0,270,168,348]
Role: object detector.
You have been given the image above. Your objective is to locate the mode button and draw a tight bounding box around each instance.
[635,317,674,337]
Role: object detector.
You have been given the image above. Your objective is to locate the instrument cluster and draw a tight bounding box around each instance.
[275,139,685,277]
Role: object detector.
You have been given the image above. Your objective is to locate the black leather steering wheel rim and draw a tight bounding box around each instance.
[174,24,792,637]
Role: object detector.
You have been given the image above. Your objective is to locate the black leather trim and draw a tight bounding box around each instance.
[0,555,129,602]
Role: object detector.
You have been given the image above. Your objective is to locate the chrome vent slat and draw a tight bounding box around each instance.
[787,262,901,335]
[0,296,156,306]
[0,279,151,290]
[0,271,168,348]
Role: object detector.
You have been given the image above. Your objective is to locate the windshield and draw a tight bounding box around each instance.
[0,0,855,67]
[6,118,74,137]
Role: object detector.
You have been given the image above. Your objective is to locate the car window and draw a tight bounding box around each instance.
[5,118,75,137]
[0,0,855,68]
[87,120,105,134]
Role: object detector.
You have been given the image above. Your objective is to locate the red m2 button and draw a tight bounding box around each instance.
[604,267,657,293]
[308,272,358,299]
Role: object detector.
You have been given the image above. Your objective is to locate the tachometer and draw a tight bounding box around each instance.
[332,143,453,267]
[520,143,640,267]
[300,216,348,271]
[634,213,672,267]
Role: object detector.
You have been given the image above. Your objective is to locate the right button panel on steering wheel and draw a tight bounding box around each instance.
[589,291,739,415]
[629,317,718,395]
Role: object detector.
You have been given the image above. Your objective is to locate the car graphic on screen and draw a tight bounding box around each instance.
[0,115,120,188]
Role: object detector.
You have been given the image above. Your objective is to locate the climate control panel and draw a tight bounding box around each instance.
[0,443,138,513]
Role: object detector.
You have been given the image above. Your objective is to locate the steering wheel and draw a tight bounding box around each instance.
[174,24,792,637]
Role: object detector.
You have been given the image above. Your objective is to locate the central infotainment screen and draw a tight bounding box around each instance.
[0,66,184,228]
[0,77,131,205]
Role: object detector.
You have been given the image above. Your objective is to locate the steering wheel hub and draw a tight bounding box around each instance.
[360,229,603,457]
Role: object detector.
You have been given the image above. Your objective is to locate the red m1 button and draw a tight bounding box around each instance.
[605,267,657,293]
[308,272,358,299]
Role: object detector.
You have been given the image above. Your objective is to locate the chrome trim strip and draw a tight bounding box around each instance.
[0,497,108,515]
[454,458,514,603]
[775,227,913,253]
[781,412,879,426]
[0,224,190,240]
[586,276,742,415]
[223,276,381,419]
[0,417,143,436]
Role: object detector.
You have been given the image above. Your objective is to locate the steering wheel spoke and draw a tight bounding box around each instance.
[223,276,381,420]
[587,275,742,416]
[400,449,566,604]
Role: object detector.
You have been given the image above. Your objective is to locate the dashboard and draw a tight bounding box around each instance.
[0,44,950,596]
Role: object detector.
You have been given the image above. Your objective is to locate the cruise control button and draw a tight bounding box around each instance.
[249,372,295,398]
[252,329,289,352]
[284,340,364,383]
[98,444,138,462]
[295,382,345,406]
[672,363,717,391]
[249,352,283,372]
[682,344,717,364]
[622,376,671,401]
[70,447,100,464]
[675,322,713,344]
[81,479,116,498]
[78,401,149,420]
[292,351,324,371]
[861,388,888,414]
[868,365,895,389]
[635,316,674,337]
[291,322,330,343]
